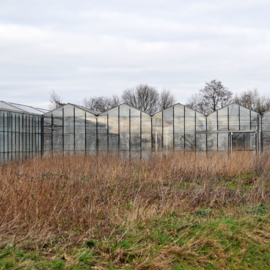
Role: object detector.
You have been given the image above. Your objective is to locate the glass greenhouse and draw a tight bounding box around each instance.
[0,101,46,161]
[1,101,270,162]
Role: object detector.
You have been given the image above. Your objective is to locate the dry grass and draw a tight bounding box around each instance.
[1,151,270,269]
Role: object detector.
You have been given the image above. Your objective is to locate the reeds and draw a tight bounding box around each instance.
[0,151,270,247]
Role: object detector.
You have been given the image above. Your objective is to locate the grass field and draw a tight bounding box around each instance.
[1,152,270,269]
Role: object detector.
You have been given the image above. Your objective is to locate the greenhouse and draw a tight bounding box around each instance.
[1,100,270,162]
[0,101,47,161]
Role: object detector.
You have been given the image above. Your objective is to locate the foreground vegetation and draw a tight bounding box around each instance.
[1,152,270,269]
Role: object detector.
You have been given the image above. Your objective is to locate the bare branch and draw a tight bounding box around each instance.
[159,89,177,110]
[186,80,232,114]
[122,84,159,114]
[234,88,270,114]
[82,95,121,113]
[49,90,64,110]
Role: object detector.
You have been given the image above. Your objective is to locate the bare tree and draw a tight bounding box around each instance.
[186,93,206,114]
[186,80,232,115]
[159,89,177,110]
[122,84,160,114]
[234,88,270,114]
[82,95,121,113]
[49,90,64,110]
[109,95,121,108]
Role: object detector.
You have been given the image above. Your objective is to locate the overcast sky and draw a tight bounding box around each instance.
[1,0,270,109]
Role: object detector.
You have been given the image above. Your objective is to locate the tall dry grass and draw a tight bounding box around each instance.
[0,151,270,248]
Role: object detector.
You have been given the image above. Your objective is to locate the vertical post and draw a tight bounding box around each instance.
[19,115,22,158]
[129,108,131,159]
[231,132,233,155]
[34,117,37,156]
[205,115,207,152]
[28,116,30,158]
[11,114,13,159]
[26,115,28,158]
[194,112,196,152]
[255,131,258,154]
[25,115,27,158]
[73,107,75,154]
[51,114,53,153]
[85,112,87,155]
[37,117,39,156]
[96,117,98,155]
[7,112,9,160]
[238,105,240,130]
[256,114,259,154]
[261,115,263,154]
[249,110,252,130]
[32,116,34,158]
[22,114,24,159]
[41,116,44,157]
[15,114,17,159]
[217,110,218,151]
[3,113,5,161]
[118,106,120,152]
[184,106,186,151]
[227,107,230,130]
[162,110,164,153]
[173,106,175,152]
[107,113,109,153]
[140,111,142,159]
[250,109,252,152]
[227,106,230,154]
[62,108,65,154]
[151,117,153,152]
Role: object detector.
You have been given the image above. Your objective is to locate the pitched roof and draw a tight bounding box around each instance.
[0,100,48,115]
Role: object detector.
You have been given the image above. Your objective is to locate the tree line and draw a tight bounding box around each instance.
[50,80,270,115]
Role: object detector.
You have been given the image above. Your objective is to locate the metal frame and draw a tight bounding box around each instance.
[3,103,270,163]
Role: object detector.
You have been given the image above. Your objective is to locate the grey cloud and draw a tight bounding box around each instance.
[0,0,270,108]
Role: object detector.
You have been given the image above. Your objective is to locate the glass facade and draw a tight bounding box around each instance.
[0,110,42,162]
[2,103,270,162]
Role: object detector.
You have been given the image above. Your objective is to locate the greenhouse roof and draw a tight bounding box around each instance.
[0,101,48,115]
[68,103,99,115]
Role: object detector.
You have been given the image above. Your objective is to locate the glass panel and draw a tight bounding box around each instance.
[97,114,107,151]
[52,108,63,152]
[229,104,239,131]
[251,111,258,130]
[217,107,228,131]
[119,105,129,151]
[232,133,255,151]
[240,107,250,131]
[152,112,162,151]
[75,108,85,152]
[185,107,195,151]
[185,134,195,151]
[174,105,184,150]
[218,133,228,151]
[163,107,173,150]
[108,107,119,151]
[207,111,217,131]
[141,112,151,151]
[196,112,206,151]
[262,112,270,151]
[8,103,43,115]
[43,114,52,152]
[185,107,195,133]
[0,101,23,112]
[63,104,74,152]
[207,134,217,151]
[130,108,140,151]
[86,112,96,151]
[196,134,206,151]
